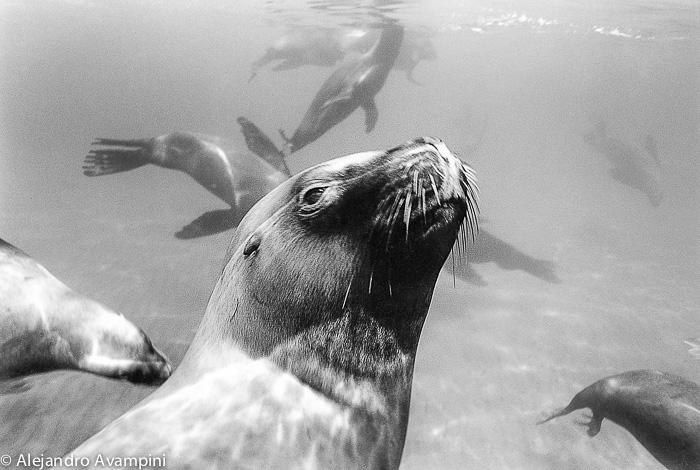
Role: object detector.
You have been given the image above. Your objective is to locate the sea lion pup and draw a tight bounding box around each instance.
[61,137,478,469]
[83,123,289,238]
[0,237,171,385]
[583,122,663,206]
[280,22,404,154]
[539,370,700,470]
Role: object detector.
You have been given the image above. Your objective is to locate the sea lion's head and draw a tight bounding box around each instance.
[63,301,172,385]
[196,136,478,360]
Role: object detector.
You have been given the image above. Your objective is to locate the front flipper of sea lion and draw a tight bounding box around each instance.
[272,57,305,71]
[237,117,290,177]
[83,138,151,176]
[175,208,243,239]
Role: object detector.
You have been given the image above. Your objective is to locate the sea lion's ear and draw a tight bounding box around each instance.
[243,234,262,257]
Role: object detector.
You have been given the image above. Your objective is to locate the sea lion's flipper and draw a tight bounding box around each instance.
[537,406,573,425]
[272,57,304,72]
[582,412,603,437]
[83,138,151,176]
[237,117,291,176]
[362,98,379,133]
[404,62,424,86]
[175,208,243,239]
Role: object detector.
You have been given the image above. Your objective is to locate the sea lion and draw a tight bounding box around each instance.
[61,137,479,469]
[248,28,374,81]
[83,120,289,238]
[443,228,560,286]
[539,370,700,470]
[583,122,663,206]
[280,22,404,154]
[0,237,171,384]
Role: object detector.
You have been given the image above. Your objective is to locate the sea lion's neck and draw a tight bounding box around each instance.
[268,309,415,461]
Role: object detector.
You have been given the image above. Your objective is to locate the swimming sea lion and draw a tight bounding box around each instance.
[0,237,171,384]
[83,121,289,238]
[248,28,374,81]
[539,370,700,470]
[443,228,559,286]
[280,22,404,153]
[583,122,663,206]
[62,137,479,469]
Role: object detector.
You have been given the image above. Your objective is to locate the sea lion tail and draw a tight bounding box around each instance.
[83,138,151,176]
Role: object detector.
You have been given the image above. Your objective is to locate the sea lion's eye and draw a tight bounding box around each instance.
[302,187,326,206]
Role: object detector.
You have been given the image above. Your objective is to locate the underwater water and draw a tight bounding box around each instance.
[0,0,698,468]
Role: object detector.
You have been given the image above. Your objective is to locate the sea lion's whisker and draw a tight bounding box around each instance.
[428,174,441,206]
[385,192,404,252]
[412,169,419,195]
[341,269,356,310]
[403,192,413,242]
[450,251,457,287]
[420,184,427,224]
[428,161,446,180]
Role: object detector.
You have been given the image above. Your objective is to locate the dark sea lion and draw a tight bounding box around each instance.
[0,237,171,385]
[62,137,479,469]
[583,122,663,206]
[280,22,404,153]
[83,122,289,238]
[443,228,560,286]
[539,370,700,470]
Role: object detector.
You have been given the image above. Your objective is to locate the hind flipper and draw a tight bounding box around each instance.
[175,208,244,239]
[237,117,290,177]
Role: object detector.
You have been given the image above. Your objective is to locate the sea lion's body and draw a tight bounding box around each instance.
[63,137,478,469]
[83,122,289,238]
[248,28,374,81]
[250,27,435,86]
[282,23,404,153]
[583,123,663,206]
[540,370,700,470]
[0,238,171,384]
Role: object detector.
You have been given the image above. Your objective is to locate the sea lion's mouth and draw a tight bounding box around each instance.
[369,137,479,250]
